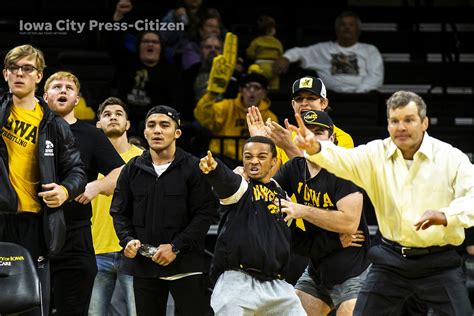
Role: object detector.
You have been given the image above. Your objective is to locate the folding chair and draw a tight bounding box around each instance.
[0,242,42,315]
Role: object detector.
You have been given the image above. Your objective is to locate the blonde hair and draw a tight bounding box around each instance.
[44,71,81,92]
[4,44,46,72]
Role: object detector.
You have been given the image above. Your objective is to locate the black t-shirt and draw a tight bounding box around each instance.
[64,120,124,228]
[273,157,370,287]
[117,60,184,123]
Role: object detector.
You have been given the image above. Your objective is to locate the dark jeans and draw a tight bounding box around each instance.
[354,244,471,316]
[50,225,97,315]
[133,274,207,316]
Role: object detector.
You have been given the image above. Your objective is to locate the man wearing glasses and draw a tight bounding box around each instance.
[113,31,184,134]
[194,71,278,168]
[248,76,354,169]
[0,44,86,315]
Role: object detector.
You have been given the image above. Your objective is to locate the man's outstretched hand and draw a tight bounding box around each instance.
[199,151,218,174]
[287,113,320,155]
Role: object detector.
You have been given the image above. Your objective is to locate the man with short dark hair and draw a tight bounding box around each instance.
[111,105,216,315]
[89,96,142,316]
[199,136,306,315]
[289,90,474,315]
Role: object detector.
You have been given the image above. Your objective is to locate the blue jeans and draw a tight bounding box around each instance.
[88,252,136,316]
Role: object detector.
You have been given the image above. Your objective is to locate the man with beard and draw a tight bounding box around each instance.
[44,71,125,315]
[194,71,277,168]
[89,97,143,315]
[184,34,223,103]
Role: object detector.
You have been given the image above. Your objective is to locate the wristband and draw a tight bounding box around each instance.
[171,243,180,255]
[60,185,69,200]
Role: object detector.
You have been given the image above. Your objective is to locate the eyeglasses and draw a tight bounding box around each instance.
[141,40,160,45]
[243,83,263,91]
[293,96,321,103]
[138,244,158,258]
[6,64,38,74]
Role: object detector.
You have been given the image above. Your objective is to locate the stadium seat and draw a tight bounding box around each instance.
[0,242,42,314]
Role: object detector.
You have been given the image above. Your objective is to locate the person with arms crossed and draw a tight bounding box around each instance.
[89,97,143,316]
[111,105,216,316]
[199,136,307,315]
[1,44,86,316]
[44,71,125,315]
[289,90,474,315]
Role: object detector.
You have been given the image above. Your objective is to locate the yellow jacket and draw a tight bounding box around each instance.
[195,92,278,161]
[246,35,284,61]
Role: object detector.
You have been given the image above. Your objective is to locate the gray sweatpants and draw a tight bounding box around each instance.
[211,270,307,316]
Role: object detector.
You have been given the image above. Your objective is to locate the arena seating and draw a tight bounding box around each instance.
[0,2,472,159]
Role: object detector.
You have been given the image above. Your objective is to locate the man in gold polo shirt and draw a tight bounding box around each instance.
[0,44,86,315]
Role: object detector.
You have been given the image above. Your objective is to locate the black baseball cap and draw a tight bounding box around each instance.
[145,105,181,127]
[239,72,268,90]
[292,76,327,98]
[301,110,334,133]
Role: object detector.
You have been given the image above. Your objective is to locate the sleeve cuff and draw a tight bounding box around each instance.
[60,185,70,200]
[220,177,248,205]
[120,236,134,248]
[444,212,461,227]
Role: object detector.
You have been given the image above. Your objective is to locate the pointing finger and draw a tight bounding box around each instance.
[206,150,213,166]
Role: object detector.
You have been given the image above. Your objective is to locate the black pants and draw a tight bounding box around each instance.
[133,274,207,316]
[354,244,471,316]
[50,225,97,315]
[0,213,50,316]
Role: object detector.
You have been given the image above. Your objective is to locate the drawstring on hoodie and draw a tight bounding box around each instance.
[250,182,258,216]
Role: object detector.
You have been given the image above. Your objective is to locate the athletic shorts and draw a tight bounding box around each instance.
[295,265,370,309]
